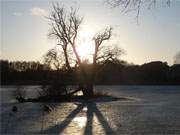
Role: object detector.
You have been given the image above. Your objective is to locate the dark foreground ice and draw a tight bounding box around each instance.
[0,85,180,135]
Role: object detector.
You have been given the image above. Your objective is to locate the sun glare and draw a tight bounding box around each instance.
[77,42,94,59]
[77,31,94,61]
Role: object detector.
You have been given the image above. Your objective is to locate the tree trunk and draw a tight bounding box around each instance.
[82,83,94,98]
[63,48,71,71]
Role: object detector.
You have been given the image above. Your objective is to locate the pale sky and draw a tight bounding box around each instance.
[1,0,180,65]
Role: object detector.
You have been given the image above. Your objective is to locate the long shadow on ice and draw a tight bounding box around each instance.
[84,102,114,135]
[42,103,85,134]
[42,101,114,135]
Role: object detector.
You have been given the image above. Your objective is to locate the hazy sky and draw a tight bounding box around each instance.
[1,0,180,65]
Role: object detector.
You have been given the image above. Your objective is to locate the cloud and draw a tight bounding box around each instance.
[13,12,22,16]
[30,7,48,17]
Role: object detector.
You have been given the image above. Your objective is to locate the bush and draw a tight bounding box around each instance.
[38,82,68,98]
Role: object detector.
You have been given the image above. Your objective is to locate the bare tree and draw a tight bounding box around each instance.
[47,3,91,95]
[47,3,123,97]
[48,3,83,71]
[82,27,123,96]
[106,0,171,21]
[80,27,113,96]
[92,28,122,82]
[43,48,64,70]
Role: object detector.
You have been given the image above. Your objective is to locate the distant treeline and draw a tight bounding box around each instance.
[0,60,180,85]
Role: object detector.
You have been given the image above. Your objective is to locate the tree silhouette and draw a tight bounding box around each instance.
[48,3,82,71]
[47,3,122,97]
[106,0,171,21]
[43,47,73,70]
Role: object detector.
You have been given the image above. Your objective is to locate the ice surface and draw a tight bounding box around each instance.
[1,85,180,134]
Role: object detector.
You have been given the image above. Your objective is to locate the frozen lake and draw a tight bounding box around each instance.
[1,85,180,134]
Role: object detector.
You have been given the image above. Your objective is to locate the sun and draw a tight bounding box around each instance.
[77,31,94,60]
[77,42,94,59]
